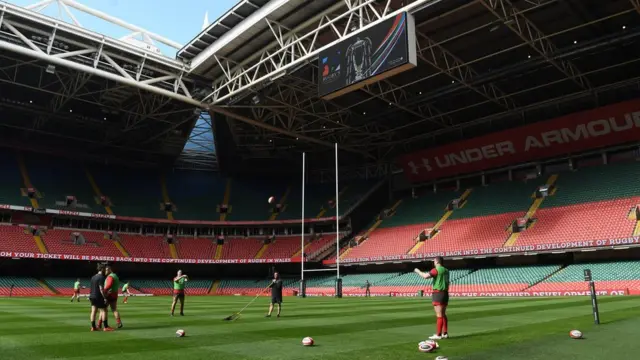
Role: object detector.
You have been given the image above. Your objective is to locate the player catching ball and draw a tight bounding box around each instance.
[414,256,450,340]
[265,272,283,318]
[171,270,188,316]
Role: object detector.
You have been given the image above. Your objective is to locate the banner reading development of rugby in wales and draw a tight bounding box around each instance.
[322,236,640,265]
[0,252,296,264]
[398,98,640,183]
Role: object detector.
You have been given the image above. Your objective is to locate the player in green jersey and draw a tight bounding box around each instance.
[171,270,188,316]
[415,256,450,340]
[71,278,81,302]
[122,282,130,304]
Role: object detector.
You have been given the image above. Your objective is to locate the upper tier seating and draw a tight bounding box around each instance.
[175,237,217,259]
[381,191,458,228]
[222,237,263,259]
[345,224,431,259]
[0,225,39,253]
[24,154,102,213]
[260,236,300,259]
[0,152,28,206]
[0,151,377,221]
[118,234,171,258]
[90,166,164,218]
[542,162,640,208]
[165,172,225,221]
[517,198,637,246]
[41,229,122,257]
[448,181,534,219]
[416,212,520,254]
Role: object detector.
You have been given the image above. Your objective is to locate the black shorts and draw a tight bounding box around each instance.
[271,295,282,304]
[174,291,185,300]
[90,297,107,309]
[432,291,449,306]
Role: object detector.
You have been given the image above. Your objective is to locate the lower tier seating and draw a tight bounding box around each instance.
[130,279,212,295]
[528,261,640,292]
[0,277,50,296]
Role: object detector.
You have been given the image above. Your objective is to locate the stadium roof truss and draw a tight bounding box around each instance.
[1,0,640,172]
[178,0,640,168]
[0,0,216,168]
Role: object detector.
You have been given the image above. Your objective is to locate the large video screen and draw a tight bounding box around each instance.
[317,12,417,99]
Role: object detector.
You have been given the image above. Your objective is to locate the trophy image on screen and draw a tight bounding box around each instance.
[345,36,372,85]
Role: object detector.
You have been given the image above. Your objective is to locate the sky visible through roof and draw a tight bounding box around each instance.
[6,0,238,159]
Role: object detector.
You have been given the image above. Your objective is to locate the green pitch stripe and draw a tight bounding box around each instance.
[0,297,639,360]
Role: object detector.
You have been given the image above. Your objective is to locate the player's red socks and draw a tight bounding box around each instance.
[443,315,448,334]
[436,316,443,336]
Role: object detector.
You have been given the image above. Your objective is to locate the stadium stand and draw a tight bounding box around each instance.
[259,235,300,259]
[0,277,52,296]
[118,234,171,258]
[89,166,165,218]
[0,225,40,253]
[22,154,102,213]
[528,261,640,293]
[450,265,560,293]
[0,152,28,207]
[515,163,640,246]
[222,237,264,259]
[40,229,122,257]
[165,171,226,221]
[130,279,212,296]
[175,237,217,259]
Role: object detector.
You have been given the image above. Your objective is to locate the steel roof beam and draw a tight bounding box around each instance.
[211,106,375,159]
[203,0,444,105]
[479,0,591,91]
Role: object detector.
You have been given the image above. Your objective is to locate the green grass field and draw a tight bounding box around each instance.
[1,296,640,359]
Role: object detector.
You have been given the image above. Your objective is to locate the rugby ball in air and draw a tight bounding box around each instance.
[418,342,435,353]
[302,337,314,346]
[268,196,275,204]
[176,329,185,337]
[569,330,583,339]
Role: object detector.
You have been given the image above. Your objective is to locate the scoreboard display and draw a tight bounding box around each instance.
[317,12,417,100]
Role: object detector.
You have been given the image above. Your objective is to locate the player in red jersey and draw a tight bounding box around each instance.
[415,256,450,340]
[101,265,123,329]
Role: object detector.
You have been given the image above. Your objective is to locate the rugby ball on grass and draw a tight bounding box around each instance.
[569,330,583,339]
[176,329,185,337]
[418,342,435,353]
[302,337,314,346]
[423,340,439,349]
[435,357,449,360]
